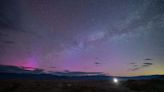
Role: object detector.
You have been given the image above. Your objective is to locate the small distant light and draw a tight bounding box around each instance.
[113,78,119,83]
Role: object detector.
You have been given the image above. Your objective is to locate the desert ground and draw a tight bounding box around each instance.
[0,79,163,92]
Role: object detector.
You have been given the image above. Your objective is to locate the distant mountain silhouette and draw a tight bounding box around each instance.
[0,72,164,81]
[0,72,111,80]
[0,65,163,80]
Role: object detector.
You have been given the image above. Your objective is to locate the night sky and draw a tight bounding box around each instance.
[0,0,164,76]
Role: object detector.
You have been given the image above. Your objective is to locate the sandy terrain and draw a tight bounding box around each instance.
[0,79,163,92]
[0,80,132,92]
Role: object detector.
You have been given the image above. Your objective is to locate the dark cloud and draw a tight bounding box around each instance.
[143,62,153,65]
[144,58,152,60]
[130,62,135,65]
[129,63,138,67]
[64,70,70,72]
[0,65,45,74]
[49,67,56,69]
[0,64,27,73]
[95,62,101,65]
[129,62,153,71]
[131,67,140,71]
[142,62,153,67]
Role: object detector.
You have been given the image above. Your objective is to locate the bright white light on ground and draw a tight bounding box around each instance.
[113,78,119,83]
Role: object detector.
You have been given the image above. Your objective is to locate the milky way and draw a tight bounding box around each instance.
[0,0,164,76]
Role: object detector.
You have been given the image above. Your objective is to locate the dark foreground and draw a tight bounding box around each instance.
[0,79,164,92]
